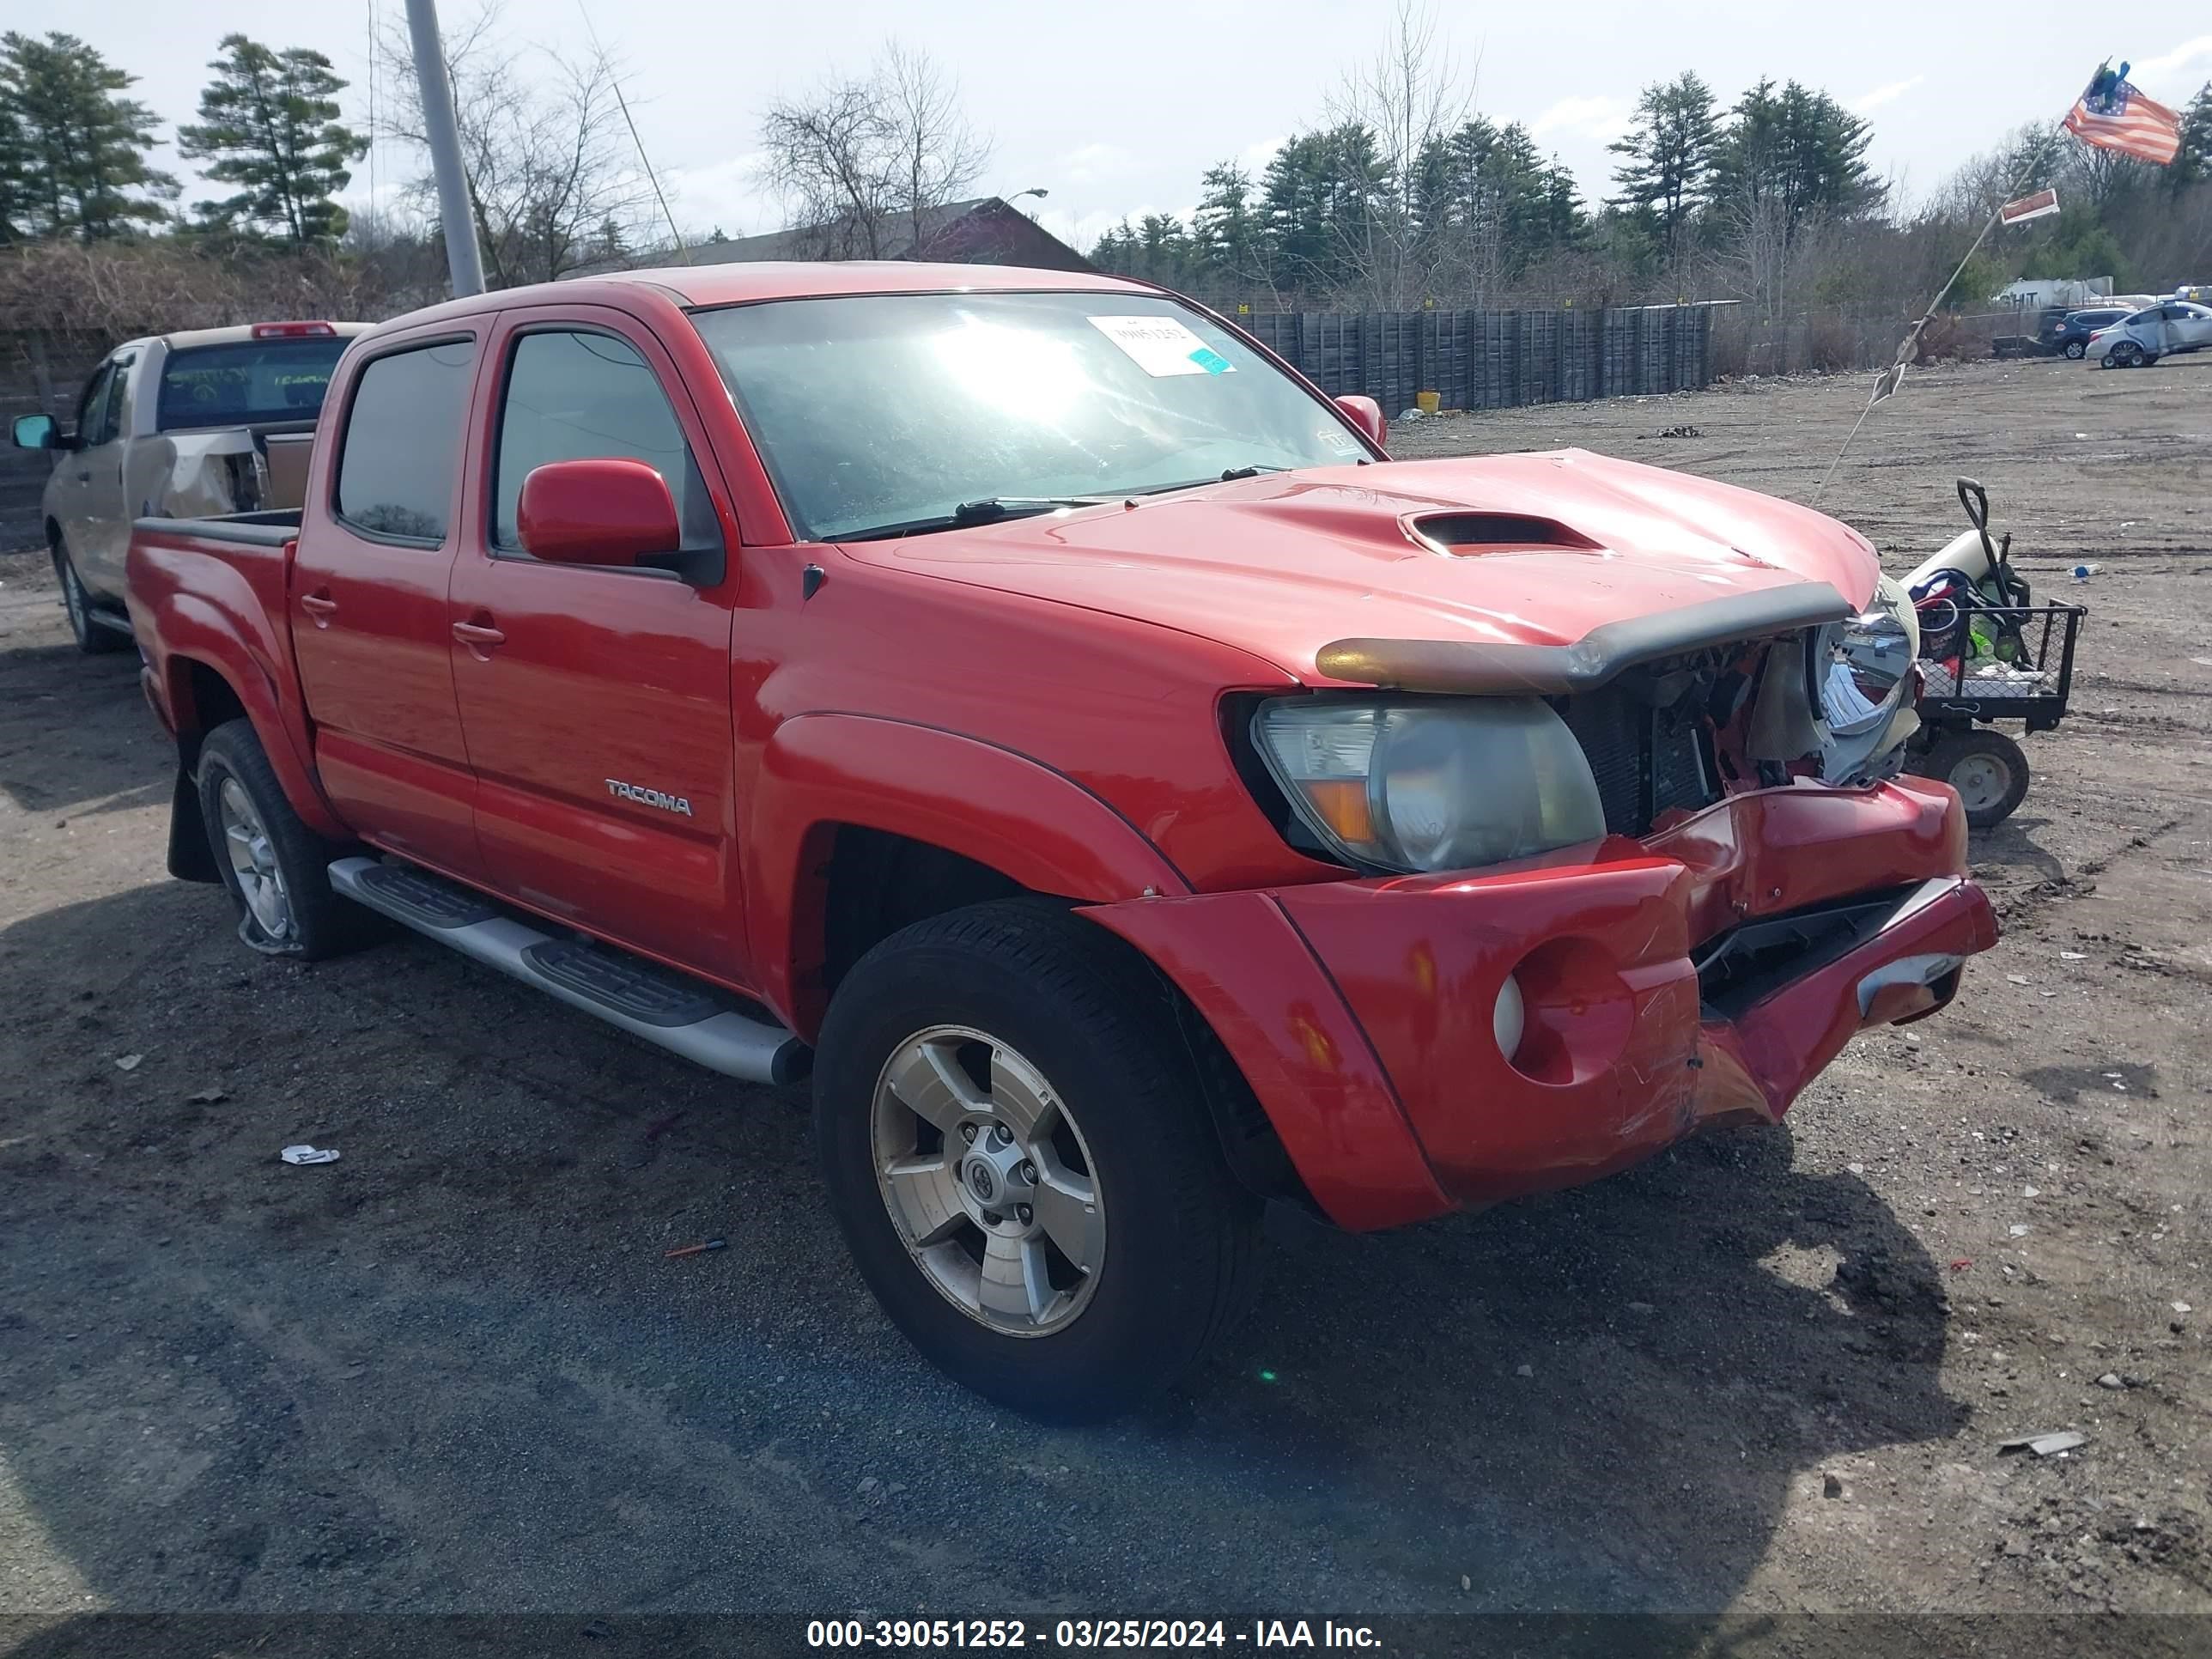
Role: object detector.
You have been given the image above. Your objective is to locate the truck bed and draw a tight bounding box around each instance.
[131,507,301,547]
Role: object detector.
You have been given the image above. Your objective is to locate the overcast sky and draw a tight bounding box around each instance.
[90,0,2212,251]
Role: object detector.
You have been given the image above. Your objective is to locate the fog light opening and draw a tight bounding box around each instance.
[1493,972,1526,1061]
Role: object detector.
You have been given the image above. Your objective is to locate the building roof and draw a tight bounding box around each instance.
[580,195,1094,278]
[686,196,1001,264]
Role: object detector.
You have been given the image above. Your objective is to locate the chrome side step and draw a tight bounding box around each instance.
[328,856,809,1085]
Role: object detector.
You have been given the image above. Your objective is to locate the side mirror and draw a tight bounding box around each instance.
[1334,394,1387,452]
[11,413,59,452]
[516,457,680,568]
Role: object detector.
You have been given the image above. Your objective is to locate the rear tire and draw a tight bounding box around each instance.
[2063,340,2086,360]
[196,720,365,960]
[814,900,1261,1420]
[50,534,126,655]
[1911,729,2029,830]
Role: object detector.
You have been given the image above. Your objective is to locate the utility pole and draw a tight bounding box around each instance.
[404,0,486,297]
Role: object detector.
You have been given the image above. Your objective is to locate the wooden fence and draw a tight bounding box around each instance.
[1237,305,1716,415]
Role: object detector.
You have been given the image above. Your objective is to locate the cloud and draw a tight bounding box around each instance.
[665,151,774,236]
[1238,136,1285,175]
[1850,76,1924,114]
[1530,95,1631,142]
[1057,142,1136,185]
[2134,34,2212,88]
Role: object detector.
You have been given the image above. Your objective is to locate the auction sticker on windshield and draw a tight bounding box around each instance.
[1088,314,1234,376]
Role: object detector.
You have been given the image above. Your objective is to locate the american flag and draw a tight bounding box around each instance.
[2063,64,2182,166]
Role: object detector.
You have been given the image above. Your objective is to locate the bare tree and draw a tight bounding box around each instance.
[375,3,654,287]
[760,41,989,258]
[882,43,989,258]
[1322,1,1474,309]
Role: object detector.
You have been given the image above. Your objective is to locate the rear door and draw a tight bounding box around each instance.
[291,328,487,878]
[446,306,744,978]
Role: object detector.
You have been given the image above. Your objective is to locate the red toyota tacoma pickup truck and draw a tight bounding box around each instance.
[126,263,1996,1417]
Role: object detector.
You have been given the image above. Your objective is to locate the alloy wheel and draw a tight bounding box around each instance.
[870,1024,1105,1336]
[55,552,87,641]
[217,777,294,942]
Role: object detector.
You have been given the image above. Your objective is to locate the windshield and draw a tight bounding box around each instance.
[157,338,349,432]
[690,291,1371,541]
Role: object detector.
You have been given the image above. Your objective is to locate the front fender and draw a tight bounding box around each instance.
[747,712,1188,1036]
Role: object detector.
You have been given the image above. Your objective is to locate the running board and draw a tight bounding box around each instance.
[328,856,809,1085]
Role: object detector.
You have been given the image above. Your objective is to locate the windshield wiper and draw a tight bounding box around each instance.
[840,495,1113,541]
[1125,465,1294,499]
[952,495,1114,521]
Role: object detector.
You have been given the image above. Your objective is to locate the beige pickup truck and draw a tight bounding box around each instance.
[10,319,368,654]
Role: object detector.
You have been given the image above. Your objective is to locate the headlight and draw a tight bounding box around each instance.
[1253,696,1607,872]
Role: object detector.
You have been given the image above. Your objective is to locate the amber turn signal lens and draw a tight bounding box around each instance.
[1299,779,1375,845]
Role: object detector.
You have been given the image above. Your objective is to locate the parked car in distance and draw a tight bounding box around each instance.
[2088,301,2212,368]
[124,263,1998,1418]
[10,320,369,654]
[2045,306,2131,359]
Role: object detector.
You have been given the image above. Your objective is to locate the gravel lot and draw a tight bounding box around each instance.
[1,356,2207,1655]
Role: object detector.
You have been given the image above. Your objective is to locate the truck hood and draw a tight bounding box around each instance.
[840,449,1880,686]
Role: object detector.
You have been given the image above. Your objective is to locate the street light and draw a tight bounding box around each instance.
[1009,188,1049,210]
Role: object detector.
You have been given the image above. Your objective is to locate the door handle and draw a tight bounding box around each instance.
[452,619,506,652]
[300,591,337,626]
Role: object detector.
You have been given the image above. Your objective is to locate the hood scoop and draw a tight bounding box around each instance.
[1409,511,1604,556]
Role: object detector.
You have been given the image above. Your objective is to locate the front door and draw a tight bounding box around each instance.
[49,358,115,594]
[290,331,486,878]
[447,307,744,981]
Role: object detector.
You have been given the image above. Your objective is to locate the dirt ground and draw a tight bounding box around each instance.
[1,356,2206,1655]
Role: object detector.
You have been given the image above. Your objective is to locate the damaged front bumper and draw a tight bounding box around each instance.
[1087,776,1996,1231]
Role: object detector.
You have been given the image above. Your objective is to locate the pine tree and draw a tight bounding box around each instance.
[2172,82,2212,191]
[177,34,362,244]
[1193,161,1262,286]
[0,95,27,241]
[1708,78,1876,244]
[1607,72,1717,258]
[0,31,174,239]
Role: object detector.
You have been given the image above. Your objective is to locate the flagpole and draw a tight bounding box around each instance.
[1810,112,2073,504]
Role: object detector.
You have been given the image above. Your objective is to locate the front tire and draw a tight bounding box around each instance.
[1911,728,2029,829]
[50,534,126,655]
[196,720,363,959]
[814,901,1261,1420]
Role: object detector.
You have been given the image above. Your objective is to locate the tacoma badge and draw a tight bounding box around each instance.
[605,779,694,817]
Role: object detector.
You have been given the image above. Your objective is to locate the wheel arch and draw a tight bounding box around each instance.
[159,647,348,843]
[748,712,1188,1039]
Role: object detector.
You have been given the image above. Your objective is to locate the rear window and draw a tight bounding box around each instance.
[334,339,477,542]
[157,338,350,431]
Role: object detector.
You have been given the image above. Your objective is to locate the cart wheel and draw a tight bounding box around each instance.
[1914,730,2029,829]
